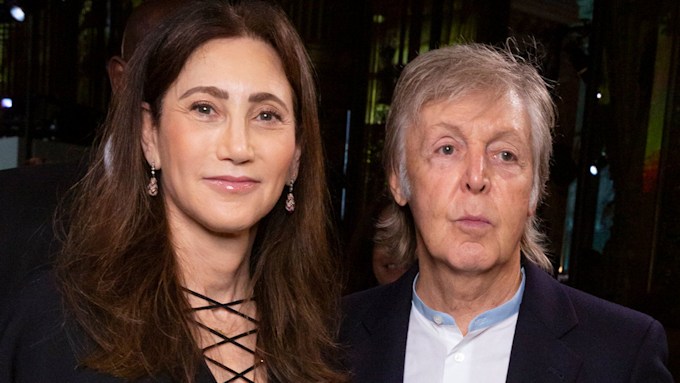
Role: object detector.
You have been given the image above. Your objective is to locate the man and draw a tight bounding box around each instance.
[0,0,183,309]
[339,43,672,382]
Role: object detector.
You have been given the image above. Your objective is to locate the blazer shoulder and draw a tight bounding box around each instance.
[511,263,672,382]
[341,265,417,324]
[340,283,394,337]
[342,283,389,313]
[561,282,671,381]
[560,281,658,331]
[523,262,657,333]
[339,272,415,383]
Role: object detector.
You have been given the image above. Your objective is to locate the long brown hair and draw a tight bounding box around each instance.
[56,1,345,381]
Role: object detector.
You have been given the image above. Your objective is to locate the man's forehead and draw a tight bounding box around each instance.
[409,92,530,134]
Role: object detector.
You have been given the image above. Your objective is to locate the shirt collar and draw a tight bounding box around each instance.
[411,267,525,332]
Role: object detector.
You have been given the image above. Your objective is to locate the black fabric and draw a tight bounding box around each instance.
[0,162,84,310]
[0,269,217,383]
[339,262,674,382]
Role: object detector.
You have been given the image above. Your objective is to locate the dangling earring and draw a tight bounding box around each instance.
[147,163,158,197]
[285,180,295,213]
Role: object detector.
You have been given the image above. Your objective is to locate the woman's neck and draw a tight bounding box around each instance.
[166,215,262,382]
[172,222,256,303]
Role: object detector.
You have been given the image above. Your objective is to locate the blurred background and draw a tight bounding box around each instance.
[0,0,678,375]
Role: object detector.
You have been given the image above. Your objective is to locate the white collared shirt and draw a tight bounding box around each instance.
[404,268,525,383]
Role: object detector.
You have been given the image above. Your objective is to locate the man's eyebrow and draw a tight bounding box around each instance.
[492,128,528,143]
[430,122,529,144]
[432,121,462,134]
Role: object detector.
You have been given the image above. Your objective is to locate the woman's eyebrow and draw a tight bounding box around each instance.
[179,86,229,100]
[249,92,290,113]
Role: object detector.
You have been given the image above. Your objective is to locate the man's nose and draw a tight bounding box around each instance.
[463,150,489,193]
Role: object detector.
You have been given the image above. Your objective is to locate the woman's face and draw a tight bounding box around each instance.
[142,37,299,239]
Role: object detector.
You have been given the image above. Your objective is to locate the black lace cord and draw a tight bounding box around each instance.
[183,288,262,383]
[194,321,258,354]
[184,288,259,324]
[204,356,260,383]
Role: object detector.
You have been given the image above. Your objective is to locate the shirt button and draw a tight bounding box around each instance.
[433,315,443,325]
[453,352,465,362]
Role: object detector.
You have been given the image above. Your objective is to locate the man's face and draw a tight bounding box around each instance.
[390,91,534,276]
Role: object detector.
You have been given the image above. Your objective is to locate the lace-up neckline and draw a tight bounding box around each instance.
[184,288,264,383]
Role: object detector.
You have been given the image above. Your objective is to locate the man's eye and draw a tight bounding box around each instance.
[439,145,454,155]
[499,151,516,161]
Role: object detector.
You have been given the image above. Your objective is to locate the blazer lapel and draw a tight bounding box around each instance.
[348,266,416,383]
[506,263,583,383]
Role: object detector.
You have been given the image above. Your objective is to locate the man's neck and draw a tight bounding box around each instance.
[415,258,522,335]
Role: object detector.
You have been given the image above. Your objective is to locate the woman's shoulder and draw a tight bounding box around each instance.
[2,268,68,378]
[1,266,63,331]
[0,268,188,383]
[0,267,122,382]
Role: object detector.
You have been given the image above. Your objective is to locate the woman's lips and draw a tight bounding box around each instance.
[204,176,259,192]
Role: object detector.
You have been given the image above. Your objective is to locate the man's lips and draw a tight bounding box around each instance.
[455,215,492,231]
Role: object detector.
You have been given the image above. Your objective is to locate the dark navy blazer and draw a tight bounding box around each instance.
[340,262,674,382]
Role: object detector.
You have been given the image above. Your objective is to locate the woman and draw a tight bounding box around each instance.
[0,1,345,382]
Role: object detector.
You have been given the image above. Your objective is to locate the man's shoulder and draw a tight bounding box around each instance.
[340,267,416,340]
[560,279,658,331]
[342,266,416,314]
[512,264,672,382]
[523,262,662,340]
[342,283,391,310]
[341,283,398,330]
[339,271,416,383]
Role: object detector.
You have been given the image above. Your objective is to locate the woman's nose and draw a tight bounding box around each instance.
[216,119,254,164]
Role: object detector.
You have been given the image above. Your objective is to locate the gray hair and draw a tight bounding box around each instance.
[382,42,556,272]
[373,201,416,267]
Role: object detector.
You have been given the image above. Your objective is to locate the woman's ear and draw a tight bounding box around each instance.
[288,146,302,181]
[140,102,161,168]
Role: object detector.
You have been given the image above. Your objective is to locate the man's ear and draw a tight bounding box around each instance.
[140,102,161,168]
[388,169,408,206]
[107,56,127,94]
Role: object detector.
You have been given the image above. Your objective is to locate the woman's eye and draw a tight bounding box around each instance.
[439,145,454,155]
[192,103,214,115]
[257,110,281,122]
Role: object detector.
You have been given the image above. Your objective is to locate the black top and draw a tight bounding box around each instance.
[0,162,84,310]
[0,269,217,383]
